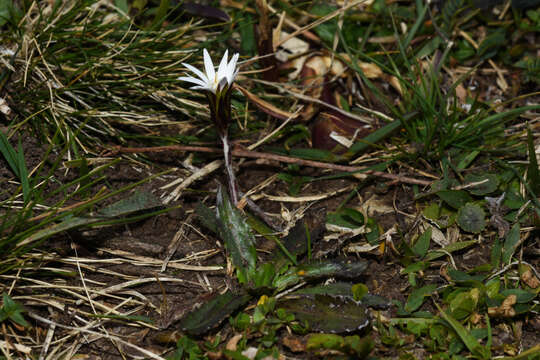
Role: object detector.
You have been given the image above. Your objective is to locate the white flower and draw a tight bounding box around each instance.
[179,48,239,94]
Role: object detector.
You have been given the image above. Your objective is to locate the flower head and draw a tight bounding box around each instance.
[179,49,239,94]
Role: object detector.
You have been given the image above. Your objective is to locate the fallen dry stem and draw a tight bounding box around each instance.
[108,145,432,186]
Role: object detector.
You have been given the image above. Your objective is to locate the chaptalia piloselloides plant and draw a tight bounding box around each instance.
[179,49,240,204]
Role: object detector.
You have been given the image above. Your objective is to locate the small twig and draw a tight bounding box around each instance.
[108,145,432,186]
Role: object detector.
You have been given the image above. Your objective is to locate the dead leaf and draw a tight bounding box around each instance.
[456,83,467,103]
[283,335,306,352]
[488,294,517,318]
[241,347,258,359]
[234,84,297,120]
[358,61,383,78]
[275,31,309,62]
[226,334,244,351]
[0,97,11,116]
[521,269,540,289]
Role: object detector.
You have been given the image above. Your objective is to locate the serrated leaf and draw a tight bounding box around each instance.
[457,203,486,233]
[502,223,520,264]
[279,294,369,333]
[437,190,473,209]
[216,186,257,276]
[463,173,499,195]
[273,259,368,291]
[179,291,251,335]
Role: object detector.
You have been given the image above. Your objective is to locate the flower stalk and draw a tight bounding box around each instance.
[179,49,240,204]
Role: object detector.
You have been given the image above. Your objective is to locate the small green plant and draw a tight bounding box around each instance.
[0,293,29,328]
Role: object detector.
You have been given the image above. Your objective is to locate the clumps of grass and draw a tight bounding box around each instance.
[0,0,229,154]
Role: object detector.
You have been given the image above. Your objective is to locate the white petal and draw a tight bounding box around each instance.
[203,48,216,84]
[227,53,239,84]
[190,85,212,91]
[178,76,207,87]
[217,49,229,84]
[182,62,208,83]
[218,77,228,91]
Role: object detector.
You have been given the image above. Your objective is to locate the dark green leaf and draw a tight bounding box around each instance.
[502,223,520,264]
[273,259,368,291]
[412,227,432,258]
[1,293,29,327]
[179,291,251,335]
[405,285,437,313]
[347,120,402,156]
[437,190,473,209]
[457,203,486,234]
[195,202,219,233]
[326,208,364,229]
[279,294,369,333]
[216,186,257,278]
[99,190,161,218]
[500,289,535,303]
[463,173,499,196]
[436,303,490,359]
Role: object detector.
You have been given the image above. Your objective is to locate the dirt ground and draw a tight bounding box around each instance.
[1,128,537,359]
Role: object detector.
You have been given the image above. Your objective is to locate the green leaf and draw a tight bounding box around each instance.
[179,291,251,335]
[171,336,205,360]
[423,203,440,221]
[195,202,219,233]
[347,120,402,156]
[437,190,473,209]
[279,294,369,333]
[457,203,486,234]
[216,186,257,279]
[449,288,480,320]
[238,15,256,55]
[412,227,432,258]
[115,0,129,13]
[307,334,373,357]
[502,223,520,264]
[273,259,368,292]
[326,208,364,229]
[1,293,29,327]
[436,304,490,359]
[405,285,437,313]
[98,190,161,218]
[491,237,502,268]
[351,283,369,301]
[18,191,162,248]
[463,173,499,196]
[425,240,477,261]
[477,28,505,58]
[500,289,535,303]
